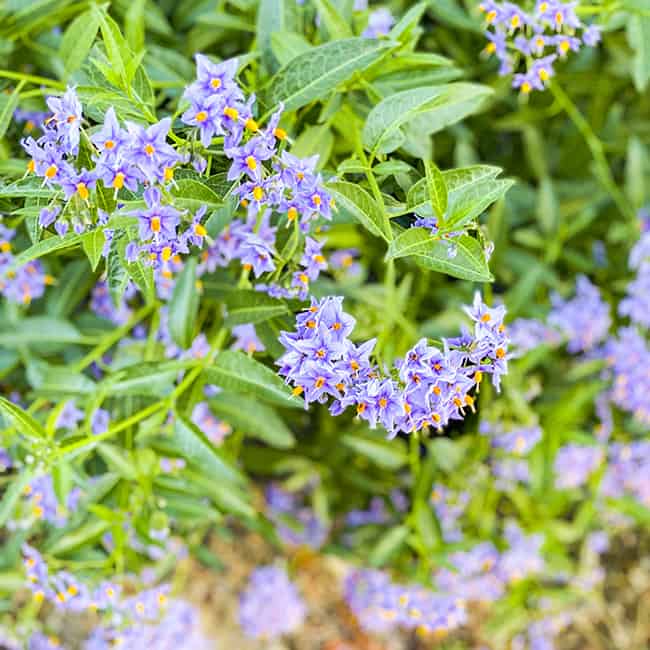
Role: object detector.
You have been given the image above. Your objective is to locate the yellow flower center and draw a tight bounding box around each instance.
[245,118,259,132]
[223,106,239,120]
[45,164,58,179]
[246,156,257,171]
[76,182,89,200]
[252,186,264,201]
[151,216,161,233]
[104,139,115,150]
[113,172,125,189]
[144,144,155,156]
[195,110,208,123]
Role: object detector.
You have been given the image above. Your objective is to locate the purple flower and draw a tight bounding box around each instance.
[362,8,395,37]
[548,275,611,353]
[39,205,61,228]
[46,86,82,154]
[91,408,110,435]
[134,187,181,243]
[127,117,180,183]
[191,402,232,445]
[554,444,603,489]
[231,323,265,353]
[56,399,84,430]
[238,566,306,639]
[91,107,129,161]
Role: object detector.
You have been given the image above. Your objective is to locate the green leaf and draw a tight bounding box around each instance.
[362,83,492,155]
[628,15,650,92]
[424,160,448,221]
[208,393,295,448]
[7,232,82,271]
[97,443,138,480]
[106,234,129,306]
[125,0,146,54]
[29,363,96,397]
[0,469,34,527]
[407,165,508,229]
[126,260,155,305]
[328,180,390,241]
[429,438,464,472]
[204,350,301,408]
[266,38,394,112]
[46,258,94,318]
[168,257,199,349]
[386,229,493,282]
[81,228,106,271]
[257,0,299,73]
[414,500,440,550]
[102,361,182,397]
[270,31,312,67]
[341,432,408,469]
[0,317,85,346]
[370,525,409,567]
[174,415,244,484]
[46,519,111,555]
[389,1,428,41]
[312,0,353,39]
[0,81,23,139]
[223,290,289,326]
[59,9,101,78]
[170,178,223,211]
[0,396,46,440]
[92,6,132,90]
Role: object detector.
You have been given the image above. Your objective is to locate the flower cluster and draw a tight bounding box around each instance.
[481,420,543,455]
[619,214,650,328]
[23,475,81,527]
[554,443,603,489]
[601,441,650,507]
[22,545,211,649]
[435,523,545,598]
[181,55,333,300]
[191,401,232,445]
[0,223,53,305]
[480,1,601,94]
[238,565,306,640]
[548,275,611,353]
[265,483,329,549]
[344,569,467,637]
[20,87,207,275]
[430,484,469,543]
[277,294,509,437]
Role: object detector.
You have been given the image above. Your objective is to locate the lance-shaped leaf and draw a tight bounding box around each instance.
[223,290,289,326]
[266,38,394,111]
[328,180,390,241]
[386,229,493,282]
[168,257,199,349]
[59,9,101,77]
[174,415,244,485]
[362,83,492,155]
[209,393,295,448]
[424,160,448,221]
[204,351,302,408]
[0,396,46,440]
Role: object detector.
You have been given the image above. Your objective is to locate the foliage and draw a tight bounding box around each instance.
[0,1,648,648]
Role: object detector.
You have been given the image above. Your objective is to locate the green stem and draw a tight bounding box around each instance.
[0,69,64,89]
[548,82,634,222]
